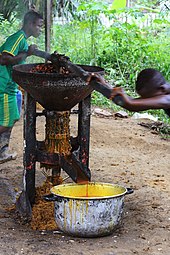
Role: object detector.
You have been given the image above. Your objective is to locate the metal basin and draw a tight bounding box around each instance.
[44,182,133,237]
[12,63,104,111]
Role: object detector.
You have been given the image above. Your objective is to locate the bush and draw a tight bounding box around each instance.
[0,7,169,123]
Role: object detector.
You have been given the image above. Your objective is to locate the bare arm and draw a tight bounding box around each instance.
[0,44,37,65]
[89,74,170,111]
[0,51,29,65]
[113,91,170,111]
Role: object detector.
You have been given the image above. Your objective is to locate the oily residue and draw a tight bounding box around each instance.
[31,179,62,231]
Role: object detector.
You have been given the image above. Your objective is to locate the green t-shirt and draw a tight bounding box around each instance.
[0,29,28,94]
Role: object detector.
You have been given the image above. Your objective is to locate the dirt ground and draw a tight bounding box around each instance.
[0,107,170,255]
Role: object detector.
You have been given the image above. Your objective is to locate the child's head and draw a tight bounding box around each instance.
[23,10,43,38]
[136,68,167,98]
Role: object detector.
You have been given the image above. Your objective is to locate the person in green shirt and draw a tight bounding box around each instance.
[0,10,43,163]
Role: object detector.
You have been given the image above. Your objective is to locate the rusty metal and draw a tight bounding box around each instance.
[50,53,114,99]
[15,93,36,218]
[25,50,114,102]
[29,51,114,101]
[13,62,104,218]
[78,95,91,168]
[23,93,37,206]
[12,63,104,111]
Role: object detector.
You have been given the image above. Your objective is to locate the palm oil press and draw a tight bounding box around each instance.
[6,0,134,238]
[12,53,104,201]
[12,53,133,237]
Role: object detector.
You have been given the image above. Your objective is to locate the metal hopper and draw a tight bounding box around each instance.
[12,63,104,111]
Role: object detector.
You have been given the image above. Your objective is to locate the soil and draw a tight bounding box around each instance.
[0,107,170,255]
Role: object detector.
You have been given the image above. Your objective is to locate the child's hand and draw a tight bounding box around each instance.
[86,72,108,85]
[109,87,124,100]
[109,87,128,107]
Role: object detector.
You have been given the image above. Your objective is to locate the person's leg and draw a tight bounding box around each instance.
[0,127,17,164]
[0,92,22,163]
[0,126,9,134]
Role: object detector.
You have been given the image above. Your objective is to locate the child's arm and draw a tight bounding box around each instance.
[87,73,170,112]
[111,88,170,111]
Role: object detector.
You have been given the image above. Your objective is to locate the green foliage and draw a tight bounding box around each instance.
[0,19,20,45]
[0,0,44,21]
[0,1,170,123]
[52,3,170,122]
[0,0,18,21]
[111,0,126,10]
